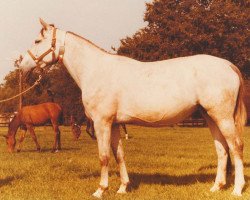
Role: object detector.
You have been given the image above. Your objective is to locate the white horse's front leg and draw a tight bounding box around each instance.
[92,119,111,199]
[111,124,130,194]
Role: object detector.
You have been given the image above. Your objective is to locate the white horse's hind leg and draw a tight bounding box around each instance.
[111,124,130,194]
[92,119,111,199]
[202,113,229,192]
[216,118,245,196]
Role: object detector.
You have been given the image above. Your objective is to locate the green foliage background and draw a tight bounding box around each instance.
[118,0,249,76]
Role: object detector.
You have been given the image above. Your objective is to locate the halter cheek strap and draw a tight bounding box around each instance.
[58,46,65,63]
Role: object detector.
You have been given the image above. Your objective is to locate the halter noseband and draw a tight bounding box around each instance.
[27,28,65,68]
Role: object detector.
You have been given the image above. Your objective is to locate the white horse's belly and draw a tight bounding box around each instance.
[116,85,197,126]
[116,103,197,126]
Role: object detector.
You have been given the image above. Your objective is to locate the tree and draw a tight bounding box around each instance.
[0,61,85,124]
[117,0,250,77]
[0,69,20,113]
[41,64,85,124]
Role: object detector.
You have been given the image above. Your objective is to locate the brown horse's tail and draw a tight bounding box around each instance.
[231,64,247,135]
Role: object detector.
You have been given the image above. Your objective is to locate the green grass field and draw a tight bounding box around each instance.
[0,126,250,200]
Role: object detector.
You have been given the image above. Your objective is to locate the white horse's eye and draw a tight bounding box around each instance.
[35,39,41,44]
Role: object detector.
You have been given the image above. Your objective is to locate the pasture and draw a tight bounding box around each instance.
[0,126,250,200]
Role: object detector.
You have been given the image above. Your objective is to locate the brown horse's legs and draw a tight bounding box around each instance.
[90,121,95,136]
[28,126,41,151]
[52,123,61,152]
[121,124,128,140]
[86,119,96,139]
[57,129,61,150]
[17,130,27,152]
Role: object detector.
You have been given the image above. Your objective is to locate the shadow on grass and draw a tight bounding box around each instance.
[129,172,216,190]
[0,175,23,187]
[79,171,100,179]
[129,172,250,192]
[79,171,217,188]
[198,164,216,172]
[18,147,80,153]
[79,170,250,192]
[244,162,250,168]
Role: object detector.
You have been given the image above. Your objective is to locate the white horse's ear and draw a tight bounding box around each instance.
[39,18,49,30]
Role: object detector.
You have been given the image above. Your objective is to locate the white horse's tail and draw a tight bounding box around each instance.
[231,64,247,135]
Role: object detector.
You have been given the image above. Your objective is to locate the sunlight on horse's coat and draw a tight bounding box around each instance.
[19,19,246,198]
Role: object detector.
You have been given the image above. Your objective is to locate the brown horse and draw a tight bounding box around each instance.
[70,115,128,140]
[70,115,95,140]
[5,102,63,153]
[70,117,81,140]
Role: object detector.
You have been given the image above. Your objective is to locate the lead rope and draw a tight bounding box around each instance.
[0,75,42,103]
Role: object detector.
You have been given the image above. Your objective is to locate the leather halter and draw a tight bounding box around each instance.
[27,28,65,68]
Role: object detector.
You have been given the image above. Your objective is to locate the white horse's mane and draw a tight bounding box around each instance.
[67,31,114,55]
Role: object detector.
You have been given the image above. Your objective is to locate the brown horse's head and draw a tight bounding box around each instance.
[70,116,81,140]
[4,134,16,153]
[5,115,20,153]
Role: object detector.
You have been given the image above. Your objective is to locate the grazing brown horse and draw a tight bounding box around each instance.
[5,102,63,153]
[70,115,95,140]
[70,115,128,140]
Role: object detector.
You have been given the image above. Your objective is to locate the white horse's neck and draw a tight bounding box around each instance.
[62,31,109,88]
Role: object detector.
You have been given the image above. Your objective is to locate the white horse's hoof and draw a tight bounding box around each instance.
[232,188,242,196]
[92,190,102,199]
[210,185,221,192]
[117,188,127,194]
[92,186,107,199]
[117,183,129,194]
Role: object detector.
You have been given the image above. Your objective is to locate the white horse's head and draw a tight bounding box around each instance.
[20,18,65,78]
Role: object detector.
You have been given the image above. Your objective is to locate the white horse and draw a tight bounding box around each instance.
[20,19,246,198]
